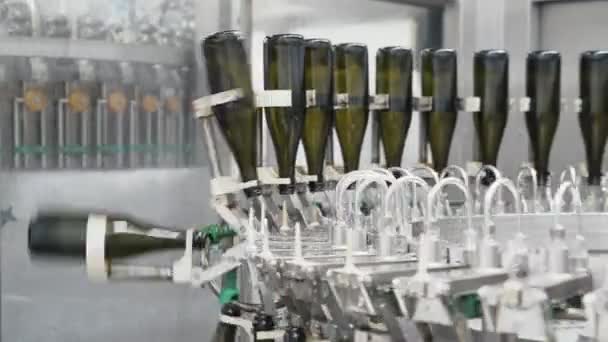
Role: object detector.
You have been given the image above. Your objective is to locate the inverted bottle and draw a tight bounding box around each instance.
[579,51,608,187]
[525,51,561,187]
[264,34,306,195]
[334,43,369,173]
[422,49,458,173]
[303,39,333,192]
[376,47,413,168]
[203,30,260,197]
[473,50,509,167]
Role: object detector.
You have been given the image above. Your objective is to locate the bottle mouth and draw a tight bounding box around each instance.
[279,184,296,195]
[243,185,262,198]
[308,181,326,193]
[203,30,242,44]
[335,43,368,55]
[266,33,304,45]
[305,38,331,48]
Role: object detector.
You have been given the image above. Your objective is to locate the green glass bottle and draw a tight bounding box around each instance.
[424,49,458,172]
[376,46,413,168]
[473,50,509,166]
[303,39,333,192]
[579,51,608,186]
[28,215,194,259]
[526,51,561,186]
[420,49,434,164]
[265,34,306,195]
[334,43,369,173]
[203,30,260,197]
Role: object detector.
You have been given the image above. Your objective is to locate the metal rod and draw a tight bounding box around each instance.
[40,104,48,169]
[82,110,90,169]
[371,110,380,165]
[128,100,137,168]
[13,98,22,168]
[201,118,222,179]
[57,99,65,168]
[157,96,165,167]
[95,98,107,169]
[145,111,153,167]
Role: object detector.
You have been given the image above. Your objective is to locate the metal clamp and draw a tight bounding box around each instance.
[457,97,481,112]
[57,98,68,168]
[193,88,245,119]
[370,94,390,110]
[256,89,292,108]
[413,96,433,112]
[334,93,350,109]
[519,97,569,112]
[306,89,317,107]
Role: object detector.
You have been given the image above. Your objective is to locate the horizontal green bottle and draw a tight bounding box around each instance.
[424,49,458,172]
[526,51,561,186]
[579,51,608,186]
[203,30,260,197]
[28,215,194,259]
[303,39,333,192]
[376,46,413,168]
[265,34,306,195]
[334,43,369,173]
[474,50,509,166]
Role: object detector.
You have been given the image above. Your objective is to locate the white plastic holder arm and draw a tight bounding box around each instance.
[193,88,245,119]
[190,242,247,288]
[172,229,194,284]
[255,89,292,108]
[210,177,259,197]
[193,88,293,119]
[256,166,291,185]
[294,167,318,183]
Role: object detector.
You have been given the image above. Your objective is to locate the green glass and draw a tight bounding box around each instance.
[473,50,509,166]
[526,51,561,186]
[265,34,306,194]
[376,47,413,168]
[303,39,333,192]
[334,43,369,172]
[423,49,458,172]
[203,30,259,197]
[580,51,608,186]
[420,49,434,164]
[28,215,190,259]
